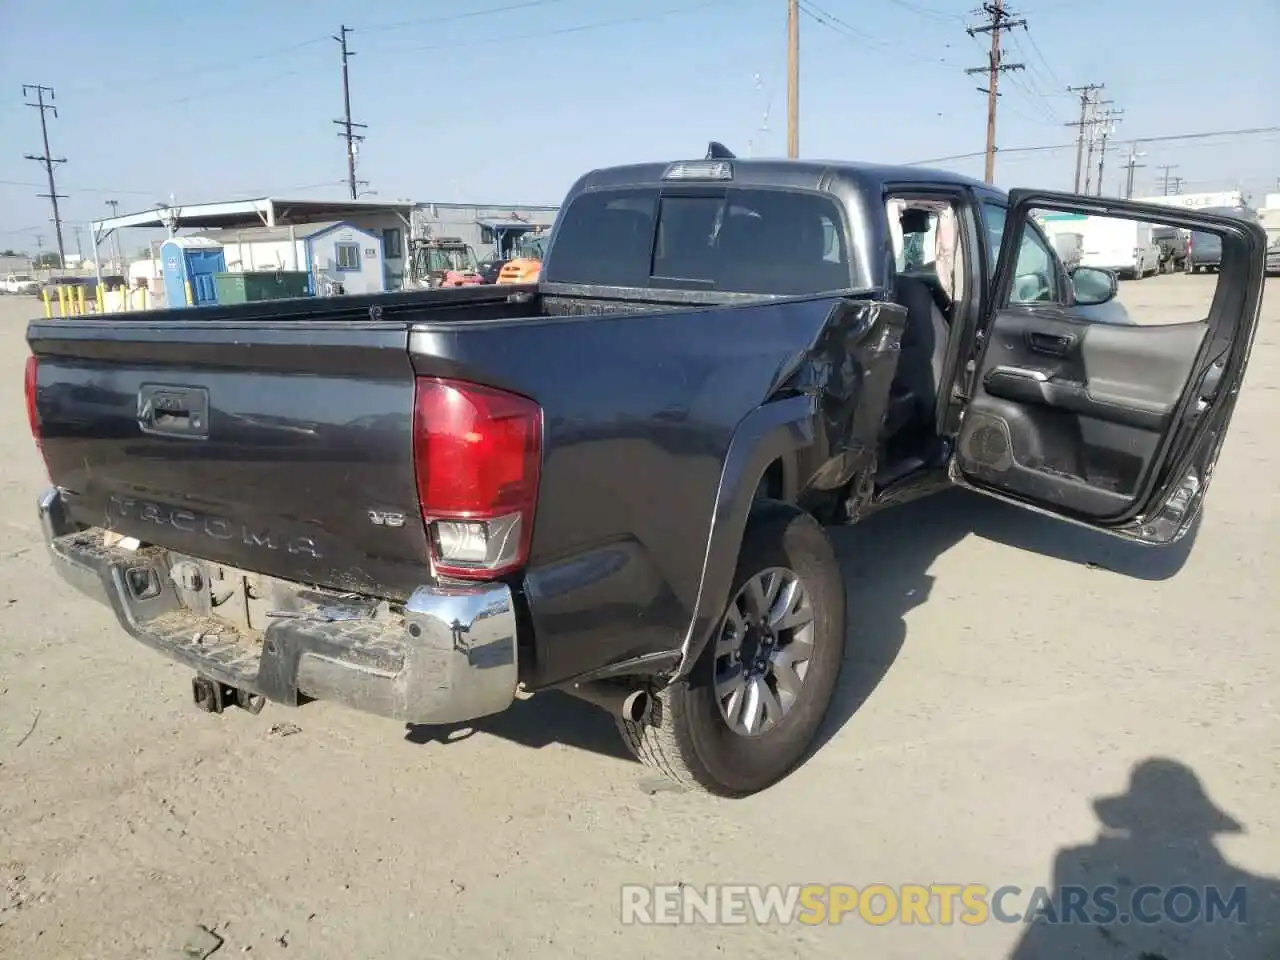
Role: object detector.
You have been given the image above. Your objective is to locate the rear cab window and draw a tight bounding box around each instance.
[543,186,853,295]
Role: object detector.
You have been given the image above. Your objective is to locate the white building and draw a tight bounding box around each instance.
[1133,190,1248,210]
[200,221,390,295]
[91,196,415,293]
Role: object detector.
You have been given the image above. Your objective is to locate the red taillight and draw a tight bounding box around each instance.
[24,355,41,441]
[412,377,542,579]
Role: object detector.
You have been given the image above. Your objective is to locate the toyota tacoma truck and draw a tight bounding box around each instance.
[25,144,1268,796]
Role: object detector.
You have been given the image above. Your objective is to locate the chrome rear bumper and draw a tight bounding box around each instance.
[39,488,519,724]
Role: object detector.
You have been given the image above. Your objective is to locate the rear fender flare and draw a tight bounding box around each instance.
[674,393,817,678]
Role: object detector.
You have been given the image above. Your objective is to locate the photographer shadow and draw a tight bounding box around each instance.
[1008,758,1280,959]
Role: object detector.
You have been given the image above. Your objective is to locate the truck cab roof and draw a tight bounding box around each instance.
[552,154,1006,297]
[570,156,1003,201]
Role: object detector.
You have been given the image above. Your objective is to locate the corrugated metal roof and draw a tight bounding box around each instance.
[196,221,364,244]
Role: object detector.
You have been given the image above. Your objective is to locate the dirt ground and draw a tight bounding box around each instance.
[1,276,1277,959]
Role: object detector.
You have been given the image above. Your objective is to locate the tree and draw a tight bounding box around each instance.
[0,249,22,258]
[34,252,62,269]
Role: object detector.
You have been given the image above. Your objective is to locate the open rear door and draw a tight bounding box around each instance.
[950,191,1267,544]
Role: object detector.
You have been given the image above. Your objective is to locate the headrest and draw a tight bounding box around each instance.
[899,208,931,234]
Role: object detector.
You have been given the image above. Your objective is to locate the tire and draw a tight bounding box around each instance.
[617,502,845,797]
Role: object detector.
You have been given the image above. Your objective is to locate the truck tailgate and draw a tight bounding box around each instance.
[28,319,432,600]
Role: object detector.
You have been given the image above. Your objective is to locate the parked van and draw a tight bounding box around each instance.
[1077,215,1160,279]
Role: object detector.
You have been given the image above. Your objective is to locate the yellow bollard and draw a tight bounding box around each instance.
[77,285,86,315]
[57,286,67,317]
[185,280,193,306]
[41,288,52,319]
[96,284,104,314]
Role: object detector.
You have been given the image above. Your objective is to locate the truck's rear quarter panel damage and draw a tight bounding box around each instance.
[407,295,905,688]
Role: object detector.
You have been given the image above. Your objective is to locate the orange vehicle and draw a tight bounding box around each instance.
[496,231,548,285]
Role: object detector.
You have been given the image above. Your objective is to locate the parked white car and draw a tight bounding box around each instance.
[3,273,41,295]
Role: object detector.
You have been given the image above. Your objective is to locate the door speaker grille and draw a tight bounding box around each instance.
[960,413,1014,472]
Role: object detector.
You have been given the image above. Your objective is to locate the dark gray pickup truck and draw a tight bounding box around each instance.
[25,145,1268,796]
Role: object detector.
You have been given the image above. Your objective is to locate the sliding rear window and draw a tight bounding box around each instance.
[544,186,852,294]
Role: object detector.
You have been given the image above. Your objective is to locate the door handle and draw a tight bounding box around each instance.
[1026,331,1074,357]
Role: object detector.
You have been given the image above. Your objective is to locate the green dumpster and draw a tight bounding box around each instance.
[213,271,312,304]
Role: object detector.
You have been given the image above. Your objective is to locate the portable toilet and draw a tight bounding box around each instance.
[160,236,226,308]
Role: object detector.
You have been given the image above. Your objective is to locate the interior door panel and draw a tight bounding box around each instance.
[958,312,1208,518]
[953,190,1267,542]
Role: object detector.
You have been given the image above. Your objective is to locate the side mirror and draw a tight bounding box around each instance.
[1070,266,1118,306]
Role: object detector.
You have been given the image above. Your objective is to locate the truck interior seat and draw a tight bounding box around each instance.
[884,275,948,439]
[882,206,952,441]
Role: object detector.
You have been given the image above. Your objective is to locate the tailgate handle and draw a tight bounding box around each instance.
[137,385,209,439]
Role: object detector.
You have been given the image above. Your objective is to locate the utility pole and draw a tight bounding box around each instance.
[1095,108,1122,196]
[1065,83,1104,193]
[1158,164,1179,196]
[1081,97,1114,195]
[22,84,67,268]
[966,1,1026,185]
[105,199,125,268]
[72,225,84,261]
[332,25,366,201]
[1123,144,1146,199]
[1169,175,1184,195]
[787,0,799,158]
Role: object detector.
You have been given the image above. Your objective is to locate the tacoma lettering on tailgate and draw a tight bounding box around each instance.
[107,495,321,559]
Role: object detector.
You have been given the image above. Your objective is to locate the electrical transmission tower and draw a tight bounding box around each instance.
[333,25,367,201]
[22,84,67,267]
[966,1,1026,185]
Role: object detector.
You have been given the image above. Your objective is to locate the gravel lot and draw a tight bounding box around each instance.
[1,276,1277,959]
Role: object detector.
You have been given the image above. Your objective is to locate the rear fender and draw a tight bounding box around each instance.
[673,297,906,678]
[673,395,816,678]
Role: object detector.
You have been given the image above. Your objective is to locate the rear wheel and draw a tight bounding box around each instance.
[617,503,845,796]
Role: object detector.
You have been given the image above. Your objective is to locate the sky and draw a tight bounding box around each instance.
[1,0,1277,255]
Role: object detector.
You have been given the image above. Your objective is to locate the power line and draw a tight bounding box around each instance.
[966,1,1027,184]
[1021,26,1065,90]
[360,0,575,34]
[904,125,1280,166]
[800,0,891,50]
[0,178,153,196]
[360,1,734,56]
[333,25,367,201]
[22,84,68,267]
[885,0,966,23]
